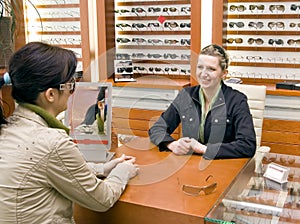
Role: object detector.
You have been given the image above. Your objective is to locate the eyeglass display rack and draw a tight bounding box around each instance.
[224,0,300,83]
[205,152,300,224]
[114,0,191,80]
[23,0,87,73]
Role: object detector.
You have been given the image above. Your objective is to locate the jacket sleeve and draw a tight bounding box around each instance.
[148,91,183,151]
[203,94,256,159]
[46,132,134,212]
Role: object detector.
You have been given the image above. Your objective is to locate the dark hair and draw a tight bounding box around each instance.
[0,41,77,128]
[201,44,229,70]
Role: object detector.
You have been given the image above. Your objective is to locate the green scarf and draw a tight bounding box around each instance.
[20,103,70,135]
[96,113,104,134]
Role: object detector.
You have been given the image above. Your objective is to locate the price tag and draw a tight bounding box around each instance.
[263,162,289,183]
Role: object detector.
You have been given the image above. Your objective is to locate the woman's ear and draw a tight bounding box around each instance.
[221,69,228,80]
[44,88,56,103]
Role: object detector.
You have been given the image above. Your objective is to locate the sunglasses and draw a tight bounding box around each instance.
[165,67,179,72]
[229,5,246,12]
[269,5,285,12]
[181,39,191,45]
[117,67,133,73]
[148,39,163,44]
[131,53,145,58]
[164,22,179,29]
[181,7,191,14]
[182,175,217,196]
[248,38,264,45]
[132,38,146,44]
[268,22,284,29]
[116,23,131,29]
[114,9,130,14]
[116,53,130,60]
[131,7,146,14]
[163,53,179,59]
[268,39,284,45]
[246,56,262,61]
[148,7,161,13]
[287,39,300,45]
[147,53,162,59]
[133,66,147,73]
[229,22,244,28]
[289,22,300,28]
[249,4,265,11]
[227,38,243,44]
[180,22,191,28]
[290,4,300,11]
[248,21,264,29]
[149,67,163,72]
[147,22,160,28]
[116,38,131,43]
[181,54,190,60]
[162,7,178,13]
[132,23,146,29]
[59,77,76,94]
[164,39,179,45]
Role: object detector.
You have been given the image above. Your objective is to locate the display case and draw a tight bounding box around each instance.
[223,0,300,83]
[205,152,300,223]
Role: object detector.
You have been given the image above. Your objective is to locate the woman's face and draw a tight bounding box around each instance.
[196,54,227,91]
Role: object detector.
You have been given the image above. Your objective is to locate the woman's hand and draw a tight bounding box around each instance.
[167,137,207,155]
[103,154,135,176]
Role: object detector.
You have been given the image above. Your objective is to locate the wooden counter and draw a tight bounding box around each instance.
[73,137,249,224]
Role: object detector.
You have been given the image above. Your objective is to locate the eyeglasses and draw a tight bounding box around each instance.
[164,22,179,29]
[147,22,160,28]
[181,7,191,14]
[149,67,163,73]
[246,56,263,61]
[268,39,284,45]
[116,38,131,43]
[164,67,179,73]
[182,175,217,196]
[59,77,76,94]
[148,7,161,13]
[114,9,130,14]
[163,53,179,59]
[133,66,147,73]
[289,22,300,28]
[287,39,300,45]
[229,22,244,28]
[132,23,146,30]
[249,4,265,11]
[291,4,300,11]
[180,22,191,28]
[181,39,191,45]
[227,38,243,44]
[131,53,145,58]
[269,5,285,12]
[116,53,130,60]
[268,22,285,29]
[117,67,133,73]
[248,38,264,45]
[147,53,162,59]
[230,5,246,12]
[164,39,179,45]
[248,21,264,29]
[132,38,146,44]
[181,54,190,60]
[131,7,146,15]
[162,7,178,13]
[148,39,163,45]
[116,23,131,29]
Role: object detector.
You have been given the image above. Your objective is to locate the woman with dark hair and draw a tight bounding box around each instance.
[0,42,138,223]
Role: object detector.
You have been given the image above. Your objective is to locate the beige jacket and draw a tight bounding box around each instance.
[0,105,133,223]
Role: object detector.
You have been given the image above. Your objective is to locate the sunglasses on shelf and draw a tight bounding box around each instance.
[116,38,131,43]
[131,53,145,58]
[114,9,130,14]
[229,5,246,12]
[116,53,130,60]
[162,7,178,13]
[164,39,179,45]
[181,6,191,14]
[290,4,300,11]
[117,67,133,73]
[148,7,161,13]
[246,56,263,61]
[133,66,147,72]
[287,39,300,45]
[249,4,265,11]
[132,38,146,44]
[149,67,163,72]
[147,53,163,59]
[229,21,244,28]
[248,21,264,29]
[163,53,179,59]
[268,39,284,45]
[289,22,300,28]
[227,38,243,44]
[132,23,146,29]
[131,7,146,14]
[180,22,191,28]
[248,38,264,45]
[147,22,160,28]
[182,175,217,196]
[164,22,179,29]
[116,23,131,29]
[269,5,285,12]
[148,39,163,44]
[268,22,285,29]
[181,39,191,45]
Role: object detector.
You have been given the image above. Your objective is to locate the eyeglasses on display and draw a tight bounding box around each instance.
[182,175,217,196]
[163,53,179,59]
[268,39,284,45]
[164,39,179,45]
[287,39,300,45]
[181,54,190,60]
[131,7,146,15]
[227,38,243,44]
[133,66,148,73]
[229,22,244,28]
[132,23,146,29]
[181,6,191,14]
[181,39,191,45]
[268,22,285,29]
[149,67,163,72]
[289,22,300,28]
[148,39,163,45]
[246,56,263,61]
[116,23,131,29]
[116,53,130,60]
[229,5,246,12]
[248,38,264,45]
[132,38,146,44]
[248,21,264,29]
[249,4,265,11]
[164,22,179,29]
[290,4,300,11]
[116,37,131,43]
[116,61,132,67]
[162,7,178,13]
[148,7,161,13]
[114,9,130,14]
[131,53,145,58]
[59,77,76,94]
[147,53,163,59]
[180,22,191,28]
[117,67,133,73]
[269,5,285,12]
[147,22,160,28]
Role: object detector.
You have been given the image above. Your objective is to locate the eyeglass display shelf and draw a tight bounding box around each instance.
[205,152,300,224]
